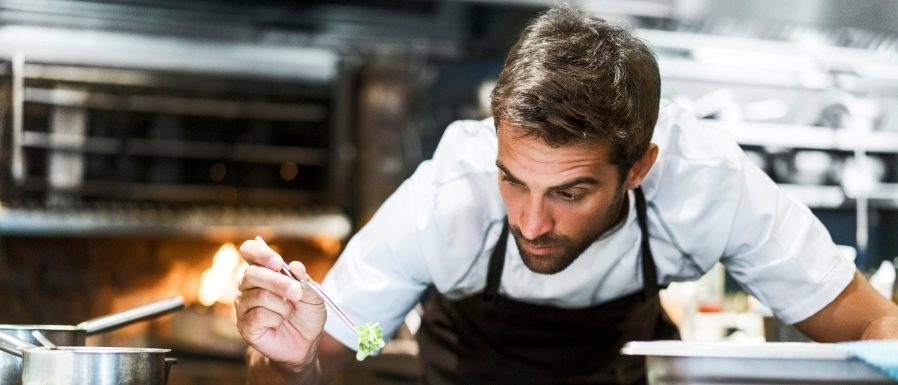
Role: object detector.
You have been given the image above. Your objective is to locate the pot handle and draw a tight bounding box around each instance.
[164,357,178,385]
[0,330,36,357]
[78,296,185,335]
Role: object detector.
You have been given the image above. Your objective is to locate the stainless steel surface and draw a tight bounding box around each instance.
[0,26,337,83]
[672,0,898,33]
[0,329,35,357]
[0,330,174,385]
[164,357,177,384]
[0,204,352,238]
[0,344,173,385]
[641,14,898,214]
[25,87,329,122]
[21,131,329,164]
[700,120,898,153]
[848,98,878,257]
[0,15,352,233]
[78,296,184,335]
[0,297,184,385]
[622,341,851,359]
[0,326,83,346]
[0,340,21,357]
[0,330,35,383]
[22,347,172,385]
[29,331,54,348]
[622,341,895,384]
[0,325,87,385]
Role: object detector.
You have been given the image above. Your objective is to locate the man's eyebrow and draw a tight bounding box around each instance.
[496,161,598,190]
[548,177,598,190]
[496,162,524,184]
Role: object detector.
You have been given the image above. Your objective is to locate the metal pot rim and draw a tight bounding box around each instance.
[0,325,81,331]
[24,347,171,354]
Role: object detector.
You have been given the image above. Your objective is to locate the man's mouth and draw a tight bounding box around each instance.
[521,242,561,256]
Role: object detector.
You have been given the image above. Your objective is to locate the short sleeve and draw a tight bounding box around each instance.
[721,156,855,325]
[645,102,855,325]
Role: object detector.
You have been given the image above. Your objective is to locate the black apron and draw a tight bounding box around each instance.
[415,188,680,385]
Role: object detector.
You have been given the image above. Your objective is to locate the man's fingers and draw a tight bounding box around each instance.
[285,261,324,305]
[239,265,303,301]
[235,287,294,320]
[239,239,284,271]
[237,306,285,343]
[237,238,311,303]
[287,261,309,282]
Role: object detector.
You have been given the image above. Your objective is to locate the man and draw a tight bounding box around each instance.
[235,7,898,385]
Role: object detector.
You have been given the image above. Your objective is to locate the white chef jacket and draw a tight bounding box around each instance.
[321,100,856,351]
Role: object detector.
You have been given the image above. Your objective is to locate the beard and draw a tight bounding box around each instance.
[510,185,629,274]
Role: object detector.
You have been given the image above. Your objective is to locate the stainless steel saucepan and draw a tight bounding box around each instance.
[0,330,176,385]
[0,296,184,385]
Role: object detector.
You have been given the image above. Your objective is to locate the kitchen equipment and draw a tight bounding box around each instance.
[621,340,895,384]
[0,330,176,385]
[29,331,54,348]
[282,261,358,330]
[0,296,183,385]
[254,236,358,330]
[773,150,834,185]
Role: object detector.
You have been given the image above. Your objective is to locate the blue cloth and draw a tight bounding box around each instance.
[839,340,898,380]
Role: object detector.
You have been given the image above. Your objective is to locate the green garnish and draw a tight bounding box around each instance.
[355,322,385,361]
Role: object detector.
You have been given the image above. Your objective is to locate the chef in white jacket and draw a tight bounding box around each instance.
[235,6,898,385]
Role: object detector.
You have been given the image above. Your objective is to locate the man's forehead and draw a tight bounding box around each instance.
[497,122,613,162]
[497,120,608,145]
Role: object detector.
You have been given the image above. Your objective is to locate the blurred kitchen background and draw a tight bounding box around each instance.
[1,0,897,384]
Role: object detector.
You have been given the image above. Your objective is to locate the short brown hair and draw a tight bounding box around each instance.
[490,6,660,173]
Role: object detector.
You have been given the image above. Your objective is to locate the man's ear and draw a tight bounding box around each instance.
[624,143,659,190]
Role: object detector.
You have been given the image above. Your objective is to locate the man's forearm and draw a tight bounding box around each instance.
[246,348,320,385]
[862,316,898,340]
[796,273,898,341]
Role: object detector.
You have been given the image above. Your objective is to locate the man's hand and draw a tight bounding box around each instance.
[235,239,327,375]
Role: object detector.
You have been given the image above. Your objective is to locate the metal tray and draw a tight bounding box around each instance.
[621,341,896,384]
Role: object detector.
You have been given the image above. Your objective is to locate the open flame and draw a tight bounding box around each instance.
[198,242,247,307]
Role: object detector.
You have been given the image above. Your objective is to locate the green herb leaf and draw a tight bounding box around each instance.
[355,322,385,361]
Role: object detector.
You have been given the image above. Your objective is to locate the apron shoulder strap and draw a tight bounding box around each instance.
[483,219,509,303]
[635,187,661,298]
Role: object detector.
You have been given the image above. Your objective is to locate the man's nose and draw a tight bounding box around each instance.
[519,197,553,240]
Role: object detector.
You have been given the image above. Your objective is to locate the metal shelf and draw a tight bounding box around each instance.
[0,25,338,83]
[778,183,898,209]
[657,57,831,90]
[702,119,898,153]
[22,132,329,165]
[778,184,846,209]
[644,28,898,95]
[25,87,329,122]
[18,178,324,206]
[0,202,351,239]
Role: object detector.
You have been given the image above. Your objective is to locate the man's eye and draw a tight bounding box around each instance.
[555,191,579,201]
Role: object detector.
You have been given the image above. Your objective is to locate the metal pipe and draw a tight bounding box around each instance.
[844,95,880,263]
[11,51,25,185]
